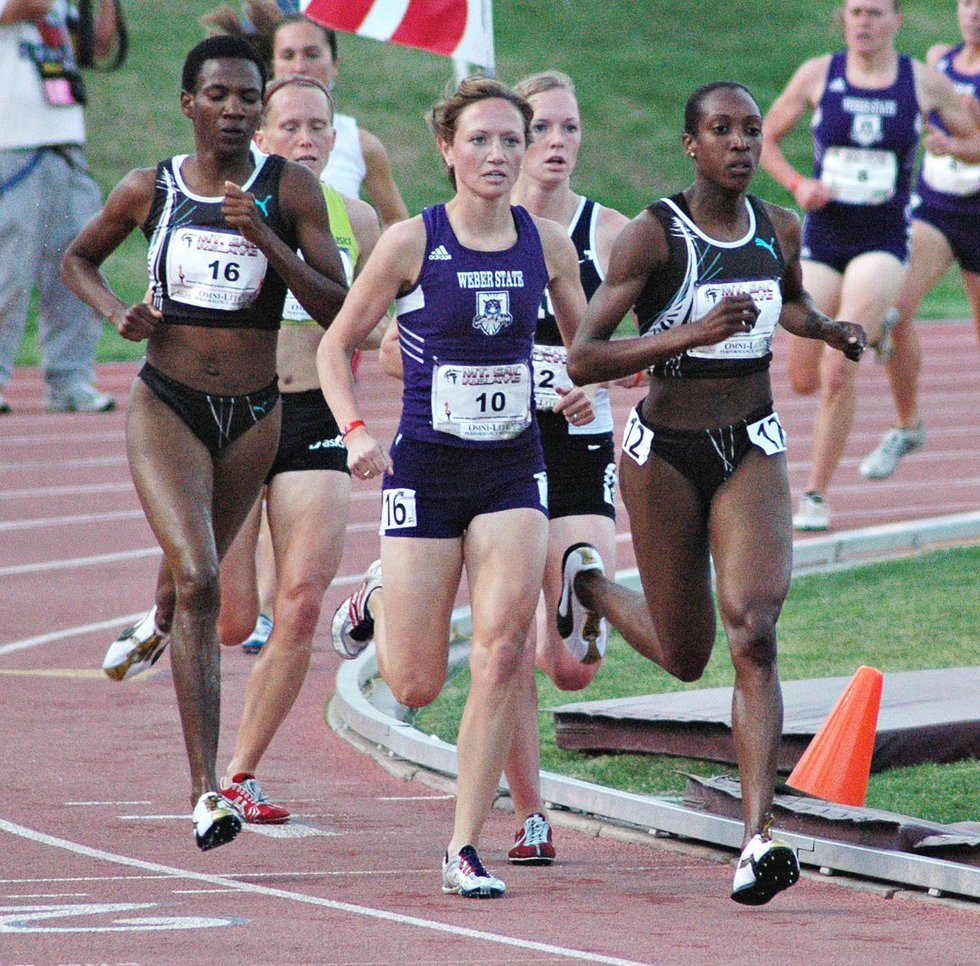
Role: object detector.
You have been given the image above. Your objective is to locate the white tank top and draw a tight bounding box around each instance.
[321,113,366,198]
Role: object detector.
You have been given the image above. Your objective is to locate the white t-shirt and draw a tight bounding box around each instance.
[321,113,366,198]
[0,0,86,151]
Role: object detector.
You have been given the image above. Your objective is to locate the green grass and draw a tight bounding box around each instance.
[13,0,973,367]
[413,546,980,826]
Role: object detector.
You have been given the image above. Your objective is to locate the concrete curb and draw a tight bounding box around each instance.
[329,511,980,901]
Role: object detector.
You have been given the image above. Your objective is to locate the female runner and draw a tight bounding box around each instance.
[319,76,586,898]
[62,36,347,850]
[562,81,864,905]
[760,0,978,529]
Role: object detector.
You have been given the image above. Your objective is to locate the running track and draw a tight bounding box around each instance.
[1,322,978,965]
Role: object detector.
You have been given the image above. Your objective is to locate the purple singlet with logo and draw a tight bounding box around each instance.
[393,203,549,448]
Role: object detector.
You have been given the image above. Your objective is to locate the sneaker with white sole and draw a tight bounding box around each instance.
[556,542,607,664]
[193,791,242,851]
[331,560,381,659]
[47,383,115,413]
[103,607,170,681]
[731,832,800,905]
[442,845,505,898]
[792,492,830,531]
[508,812,556,865]
[241,613,273,654]
[859,421,926,480]
[219,772,289,824]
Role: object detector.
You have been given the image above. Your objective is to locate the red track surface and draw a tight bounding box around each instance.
[1,323,977,964]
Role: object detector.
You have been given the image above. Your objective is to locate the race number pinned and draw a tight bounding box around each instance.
[380,488,417,533]
[747,411,787,455]
[622,408,654,466]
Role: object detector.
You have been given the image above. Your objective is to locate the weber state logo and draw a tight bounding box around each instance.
[473,291,513,335]
[850,113,883,148]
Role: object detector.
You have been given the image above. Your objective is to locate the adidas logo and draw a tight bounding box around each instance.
[429,244,452,261]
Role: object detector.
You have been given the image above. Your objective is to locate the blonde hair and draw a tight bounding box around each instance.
[514,70,577,102]
[262,74,334,122]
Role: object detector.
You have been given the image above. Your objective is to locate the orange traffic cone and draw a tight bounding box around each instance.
[786,665,883,806]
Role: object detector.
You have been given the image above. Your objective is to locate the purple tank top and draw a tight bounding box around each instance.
[393,203,549,448]
[811,51,920,213]
[915,44,980,213]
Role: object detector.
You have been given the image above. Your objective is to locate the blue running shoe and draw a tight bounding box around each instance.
[241,613,273,654]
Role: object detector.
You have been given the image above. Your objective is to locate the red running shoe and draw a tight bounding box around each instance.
[220,773,290,825]
[507,812,556,864]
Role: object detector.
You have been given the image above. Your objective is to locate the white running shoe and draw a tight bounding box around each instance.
[442,845,505,898]
[859,421,926,480]
[555,542,607,663]
[331,560,382,659]
[731,833,800,905]
[792,492,830,532]
[47,383,115,413]
[102,607,170,681]
[192,792,242,852]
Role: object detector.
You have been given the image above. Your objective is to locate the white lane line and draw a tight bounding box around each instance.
[0,818,660,966]
[0,510,146,532]
[0,548,161,578]
[0,615,147,657]
[0,482,134,500]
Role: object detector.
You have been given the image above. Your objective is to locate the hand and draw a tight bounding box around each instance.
[923,122,953,157]
[553,385,594,426]
[222,181,268,245]
[345,428,392,480]
[696,294,759,347]
[793,176,833,212]
[115,302,162,342]
[828,320,866,362]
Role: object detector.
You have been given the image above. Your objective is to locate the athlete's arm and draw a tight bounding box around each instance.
[766,201,865,360]
[345,194,388,349]
[61,167,162,341]
[359,127,410,229]
[224,161,347,328]
[761,55,834,211]
[317,217,425,475]
[915,61,980,163]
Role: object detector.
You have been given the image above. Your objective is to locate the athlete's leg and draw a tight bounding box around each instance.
[447,507,547,854]
[537,514,616,690]
[216,495,263,646]
[225,469,351,779]
[710,449,793,846]
[503,512,615,825]
[887,220,954,426]
[804,252,905,494]
[126,380,279,806]
[961,266,980,346]
[785,260,842,396]
[576,451,716,682]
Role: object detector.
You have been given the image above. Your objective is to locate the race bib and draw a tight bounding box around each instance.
[687,277,782,360]
[531,343,571,410]
[380,488,417,532]
[431,362,532,441]
[166,227,268,311]
[747,411,787,455]
[622,408,654,466]
[921,151,980,198]
[820,146,898,205]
